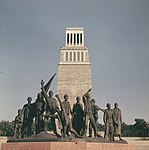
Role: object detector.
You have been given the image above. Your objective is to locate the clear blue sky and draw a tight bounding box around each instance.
[0,0,149,124]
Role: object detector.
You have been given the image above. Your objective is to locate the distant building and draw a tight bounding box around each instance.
[57,27,92,106]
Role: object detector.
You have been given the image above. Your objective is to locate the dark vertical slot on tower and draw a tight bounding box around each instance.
[81,52,84,61]
[66,52,68,61]
[77,52,80,61]
[74,52,76,61]
[70,52,72,61]
[80,33,82,44]
[67,33,69,45]
[70,33,72,45]
[77,33,79,45]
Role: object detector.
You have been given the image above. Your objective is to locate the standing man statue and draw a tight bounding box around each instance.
[89,99,101,137]
[21,97,32,138]
[103,103,114,141]
[72,96,84,135]
[34,93,45,134]
[113,103,122,140]
[62,94,72,116]
[14,109,23,139]
[82,89,97,137]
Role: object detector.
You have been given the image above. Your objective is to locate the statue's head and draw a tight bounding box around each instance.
[76,96,81,103]
[86,93,91,99]
[37,93,42,98]
[106,103,111,109]
[18,109,22,114]
[27,97,32,103]
[91,98,96,103]
[48,90,54,97]
[64,94,68,100]
[114,103,118,108]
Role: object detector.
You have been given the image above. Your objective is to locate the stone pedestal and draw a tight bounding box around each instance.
[1,133,136,150]
[2,141,136,150]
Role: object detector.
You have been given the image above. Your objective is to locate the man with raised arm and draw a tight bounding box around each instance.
[89,98,101,137]
[41,80,61,137]
[82,89,97,137]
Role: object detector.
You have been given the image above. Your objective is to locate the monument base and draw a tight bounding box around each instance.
[2,142,136,150]
[1,132,136,150]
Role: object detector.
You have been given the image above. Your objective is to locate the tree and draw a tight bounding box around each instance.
[121,118,148,137]
[145,122,149,137]
[0,120,14,136]
[134,118,147,137]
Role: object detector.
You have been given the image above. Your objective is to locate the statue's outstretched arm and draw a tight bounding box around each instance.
[99,108,105,112]
[83,88,92,97]
[41,80,50,104]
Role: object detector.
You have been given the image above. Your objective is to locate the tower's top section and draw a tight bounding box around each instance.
[59,27,90,65]
[65,27,84,47]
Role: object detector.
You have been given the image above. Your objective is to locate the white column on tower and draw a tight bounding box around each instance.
[72,33,74,45]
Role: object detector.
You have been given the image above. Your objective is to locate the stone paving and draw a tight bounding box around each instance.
[124,137,149,150]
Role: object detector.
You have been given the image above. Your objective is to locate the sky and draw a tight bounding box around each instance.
[0,0,149,124]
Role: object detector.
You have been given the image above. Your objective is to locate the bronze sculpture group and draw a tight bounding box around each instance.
[14,74,123,142]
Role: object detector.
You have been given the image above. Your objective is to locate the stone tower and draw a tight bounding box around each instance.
[57,27,92,106]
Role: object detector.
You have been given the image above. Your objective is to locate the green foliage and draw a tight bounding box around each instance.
[121,118,149,137]
[0,120,14,136]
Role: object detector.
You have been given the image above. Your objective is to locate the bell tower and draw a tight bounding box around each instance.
[57,27,92,106]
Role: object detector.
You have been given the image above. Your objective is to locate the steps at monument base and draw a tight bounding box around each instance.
[2,142,136,150]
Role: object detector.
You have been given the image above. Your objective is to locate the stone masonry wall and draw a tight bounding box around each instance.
[57,64,92,107]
